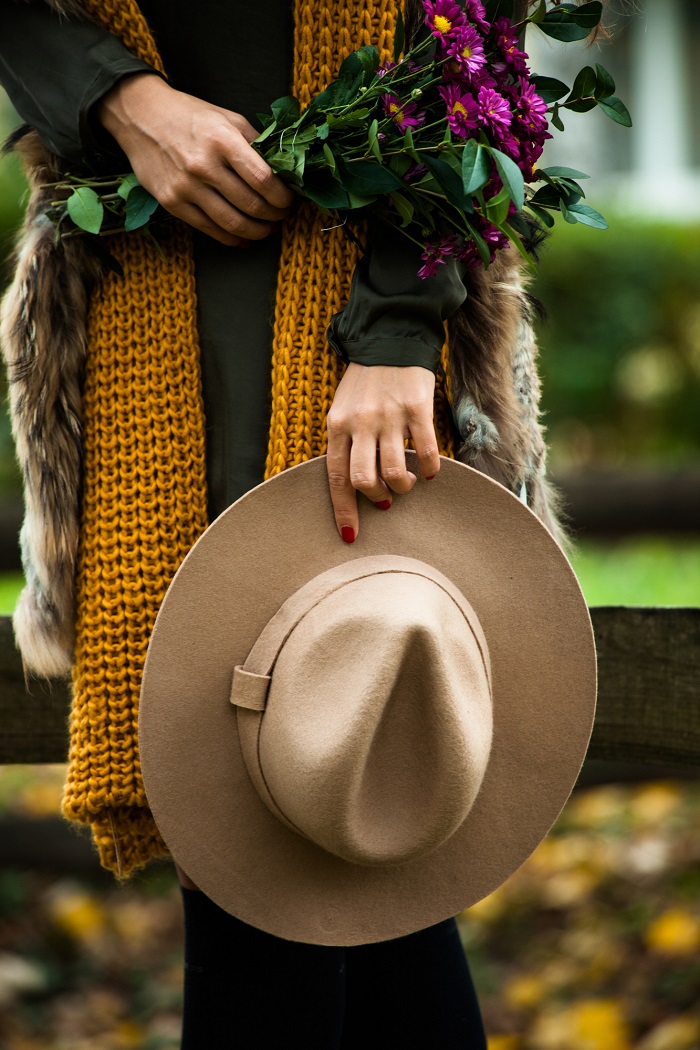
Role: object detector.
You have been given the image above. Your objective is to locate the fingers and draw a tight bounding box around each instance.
[406,416,441,482]
[326,430,359,544]
[222,128,296,212]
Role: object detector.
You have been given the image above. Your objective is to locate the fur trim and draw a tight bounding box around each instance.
[0,131,103,677]
[449,250,566,549]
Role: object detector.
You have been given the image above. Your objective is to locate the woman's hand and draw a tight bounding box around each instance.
[326,363,440,542]
[97,73,295,246]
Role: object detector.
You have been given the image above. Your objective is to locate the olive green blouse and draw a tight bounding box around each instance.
[0,0,467,514]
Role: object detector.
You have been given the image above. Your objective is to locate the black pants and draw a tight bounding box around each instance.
[180,888,487,1048]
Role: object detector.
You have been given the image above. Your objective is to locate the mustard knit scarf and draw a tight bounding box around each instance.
[61,0,455,876]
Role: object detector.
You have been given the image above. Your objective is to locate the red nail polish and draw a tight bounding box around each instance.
[341,526,355,544]
[425,474,436,481]
[374,499,392,510]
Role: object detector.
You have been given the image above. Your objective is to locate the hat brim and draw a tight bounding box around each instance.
[139,454,596,945]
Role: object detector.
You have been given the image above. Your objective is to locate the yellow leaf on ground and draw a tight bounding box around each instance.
[636,1014,700,1050]
[530,999,631,1050]
[628,783,681,827]
[504,973,549,1010]
[645,908,700,956]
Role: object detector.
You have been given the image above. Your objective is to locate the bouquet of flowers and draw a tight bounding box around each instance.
[48,0,630,277]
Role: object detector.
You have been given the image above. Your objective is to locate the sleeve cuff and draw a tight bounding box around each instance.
[79,57,162,167]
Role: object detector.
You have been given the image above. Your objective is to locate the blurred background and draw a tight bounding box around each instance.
[0,2,698,1048]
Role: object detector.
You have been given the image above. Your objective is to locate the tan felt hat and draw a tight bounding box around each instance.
[139,453,596,946]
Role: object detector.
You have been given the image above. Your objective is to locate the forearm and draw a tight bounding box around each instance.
[0,0,156,165]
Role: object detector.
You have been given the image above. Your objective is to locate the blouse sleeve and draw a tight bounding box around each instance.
[326,219,467,374]
[0,0,158,166]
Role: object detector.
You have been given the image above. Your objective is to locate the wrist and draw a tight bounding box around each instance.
[97,71,168,148]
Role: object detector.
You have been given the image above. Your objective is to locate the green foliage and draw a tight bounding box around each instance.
[534,219,700,466]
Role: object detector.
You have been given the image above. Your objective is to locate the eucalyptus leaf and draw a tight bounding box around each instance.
[389,191,414,228]
[347,191,379,209]
[597,95,633,127]
[595,63,616,99]
[530,76,569,104]
[67,187,104,234]
[567,65,597,104]
[117,173,140,201]
[566,202,608,229]
[462,140,491,195]
[539,2,601,42]
[490,147,525,211]
[551,104,565,132]
[124,186,159,231]
[529,0,547,24]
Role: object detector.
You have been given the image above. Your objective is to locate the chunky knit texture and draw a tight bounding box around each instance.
[61,0,455,876]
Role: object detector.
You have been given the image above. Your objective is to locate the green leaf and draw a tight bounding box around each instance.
[484,185,511,227]
[317,122,330,141]
[267,151,297,174]
[529,0,547,24]
[389,191,414,228]
[597,95,633,127]
[66,186,104,234]
[270,95,301,129]
[461,140,491,195]
[393,6,405,62]
[464,217,491,267]
[595,63,616,100]
[490,147,525,211]
[566,202,608,229]
[500,222,537,271]
[539,2,602,41]
[256,111,275,130]
[117,173,140,200]
[368,119,382,163]
[559,199,578,224]
[538,166,590,180]
[526,202,555,229]
[423,155,471,213]
[530,76,569,104]
[253,119,278,146]
[567,65,597,104]
[302,177,349,210]
[403,125,420,161]
[124,185,158,231]
[347,191,379,209]
[551,104,565,132]
[322,143,337,176]
[337,158,403,196]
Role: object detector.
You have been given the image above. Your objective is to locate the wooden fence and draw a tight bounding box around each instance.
[2,608,699,774]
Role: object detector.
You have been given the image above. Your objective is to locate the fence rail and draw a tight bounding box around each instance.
[1,609,699,770]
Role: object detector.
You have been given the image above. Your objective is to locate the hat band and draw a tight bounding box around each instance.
[230,555,492,852]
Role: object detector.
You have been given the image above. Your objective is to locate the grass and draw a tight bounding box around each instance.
[0,539,698,615]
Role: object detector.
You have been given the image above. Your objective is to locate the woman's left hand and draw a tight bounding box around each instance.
[326,363,440,543]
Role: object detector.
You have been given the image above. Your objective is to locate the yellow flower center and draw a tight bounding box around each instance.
[452,101,467,117]
[462,45,473,58]
[389,101,405,122]
[434,14,452,33]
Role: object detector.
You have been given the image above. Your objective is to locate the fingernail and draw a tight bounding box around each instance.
[425,475,436,481]
[341,526,355,544]
[374,499,392,510]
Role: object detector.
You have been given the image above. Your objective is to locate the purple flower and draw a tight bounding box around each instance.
[382,93,426,131]
[423,0,466,40]
[477,86,512,135]
[491,16,529,77]
[463,0,490,32]
[445,25,487,80]
[457,219,509,269]
[403,161,428,183]
[513,77,549,135]
[440,82,479,138]
[418,233,460,279]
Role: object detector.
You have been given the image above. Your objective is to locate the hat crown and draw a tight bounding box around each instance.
[235,558,493,867]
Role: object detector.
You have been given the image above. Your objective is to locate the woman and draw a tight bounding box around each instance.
[0,0,558,1043]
